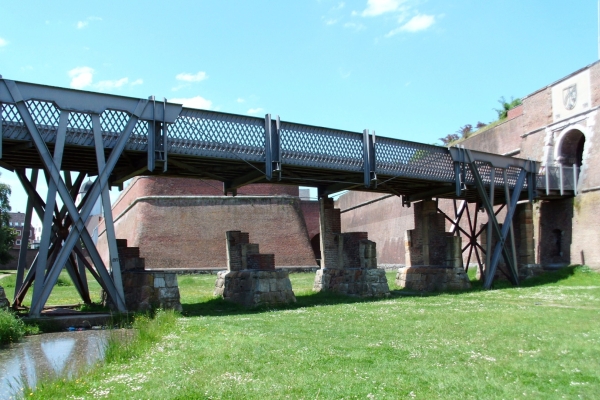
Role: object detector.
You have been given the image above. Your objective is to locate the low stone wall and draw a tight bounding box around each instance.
[214,269,296,307]
[0,286,9,309]
[396,266,471,292]
[313,268,390,297]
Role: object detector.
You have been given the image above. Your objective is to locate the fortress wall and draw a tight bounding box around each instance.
[522,87,553,133]
[99,196,317,270]
[336,192,414,265]
[572,191,600,268]
[460,111,524,155]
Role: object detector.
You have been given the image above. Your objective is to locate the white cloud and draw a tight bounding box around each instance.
[95,77,129,90]
[0,37,7,47]
[333,2,345,10]
[386,13,435,36]
[130,79,143,86]
[171,96,213,110]
[77,16,102,29]
[344,22,365,31]
[325,18,338,25]
[236,98,245,103]
[176,71,208,82]
[68,66,94,89]
[247,108,264,115]
[361,0,403,17]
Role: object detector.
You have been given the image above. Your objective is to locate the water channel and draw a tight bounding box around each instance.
[0,329,130,399]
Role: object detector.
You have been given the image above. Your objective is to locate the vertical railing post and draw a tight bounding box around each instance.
[559,164,564,196]
[545,166,550,196]
[573,163,578,195]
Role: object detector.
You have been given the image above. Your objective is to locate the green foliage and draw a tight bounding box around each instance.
[494,96,522,120]
[0,176,16,265]
[0,308,26,345]
[438,133,460,146]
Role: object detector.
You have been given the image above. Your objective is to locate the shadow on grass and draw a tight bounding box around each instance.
[181,290,395,317]
[181,266,589,317]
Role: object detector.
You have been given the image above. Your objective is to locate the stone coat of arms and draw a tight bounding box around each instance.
[563,84,577,110]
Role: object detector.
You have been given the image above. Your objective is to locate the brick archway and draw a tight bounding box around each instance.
[555,126,587,167]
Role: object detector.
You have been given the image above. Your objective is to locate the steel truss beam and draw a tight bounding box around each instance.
[1,80,159,316]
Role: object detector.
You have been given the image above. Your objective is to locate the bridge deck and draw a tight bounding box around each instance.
[0,79,548,205]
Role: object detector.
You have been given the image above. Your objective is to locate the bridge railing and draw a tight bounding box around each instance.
[1,95,536,190]
[537,165,579,195]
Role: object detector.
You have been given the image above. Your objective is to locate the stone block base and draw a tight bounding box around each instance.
[396,266,471,292]
[0,286,9,309]
[313,268,390,297]
[214,269,296,307]
[102,271,183,312]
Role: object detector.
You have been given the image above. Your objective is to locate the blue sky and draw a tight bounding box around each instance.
[0,0,599,219]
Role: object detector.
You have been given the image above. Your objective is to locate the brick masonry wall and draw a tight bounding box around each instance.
[336,191,414,265]
[98,196,317,270]
[459,115,524,155]
[571,191,600,268]
[0,249,38,270]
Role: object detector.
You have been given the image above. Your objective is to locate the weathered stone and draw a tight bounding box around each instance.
[0,286,9,309]
[396,266,471,292]
[313,268,389,297]
[214,269,296,307]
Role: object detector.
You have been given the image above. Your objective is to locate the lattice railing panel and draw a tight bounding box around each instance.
[67,112,93,146]
[25,100,60,142]
[375,137,455,182]
[1,103,28,140]
[280,122,363,172]
[167,108,265,162]
[126,120,149,151]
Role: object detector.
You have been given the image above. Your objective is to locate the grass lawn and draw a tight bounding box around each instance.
[6,267,600,399]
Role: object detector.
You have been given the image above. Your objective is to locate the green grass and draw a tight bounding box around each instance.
[26,266,600,399]
[0,308,27,345]
[0,270,104,307]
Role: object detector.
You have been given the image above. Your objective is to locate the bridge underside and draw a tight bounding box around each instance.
[1,135,532,206]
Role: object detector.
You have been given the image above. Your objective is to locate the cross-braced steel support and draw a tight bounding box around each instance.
[1,79,164,316]
[449,146,536,289]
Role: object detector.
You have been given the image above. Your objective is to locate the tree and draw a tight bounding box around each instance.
[494,96,522,120]
[457,124,473,138]
[0,175,17,265]
[438,133,460,146]
[476,121,487,129]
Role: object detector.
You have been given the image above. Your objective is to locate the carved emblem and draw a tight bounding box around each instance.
[563,84,577,110]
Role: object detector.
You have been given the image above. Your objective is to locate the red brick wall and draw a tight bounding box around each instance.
[336,192,413,265]
[522,87,553,134]
[458,116,524,155]
[98,196,317,270]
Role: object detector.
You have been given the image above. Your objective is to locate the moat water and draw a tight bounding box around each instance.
[0,329,130,399]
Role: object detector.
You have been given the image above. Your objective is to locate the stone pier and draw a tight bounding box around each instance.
[396,199,471,291]
[102,239,182,312]
[0,286,9,309]
[214,231,296,307]
[313,198,390,297]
